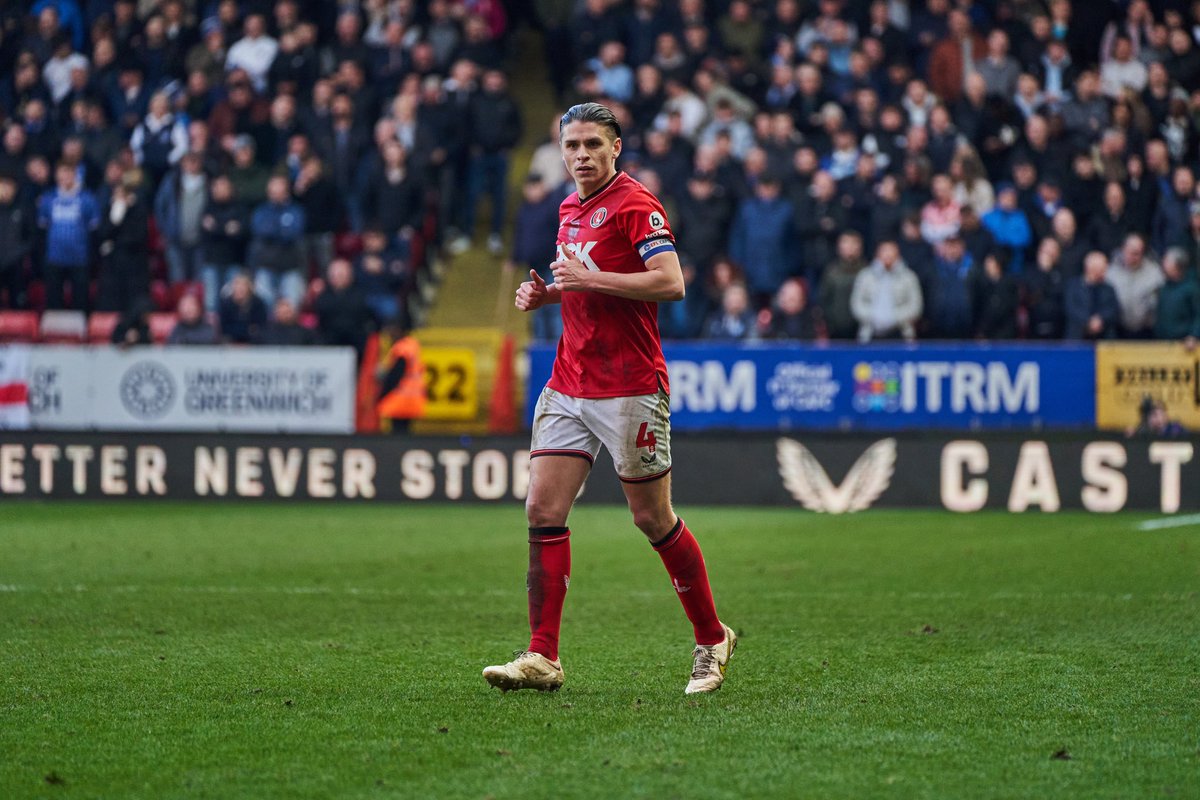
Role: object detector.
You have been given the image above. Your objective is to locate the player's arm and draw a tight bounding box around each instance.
[550,248,685,302]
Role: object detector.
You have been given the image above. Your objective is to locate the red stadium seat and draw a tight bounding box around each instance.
[0,311,40,342]
[39,310,87,343]
[148,312,177,344]
[88,312,120,343]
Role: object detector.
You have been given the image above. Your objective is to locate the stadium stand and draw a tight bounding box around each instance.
[0,0,510,350]
[0,1,1198,350]
[516,0,1200,346]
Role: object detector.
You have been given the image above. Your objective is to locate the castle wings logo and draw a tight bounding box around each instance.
[776,437,896,513]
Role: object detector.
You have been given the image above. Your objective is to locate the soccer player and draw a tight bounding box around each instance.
[482,103,736,695]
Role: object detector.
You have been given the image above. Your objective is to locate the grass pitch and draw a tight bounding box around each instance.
[1,503,1196,799]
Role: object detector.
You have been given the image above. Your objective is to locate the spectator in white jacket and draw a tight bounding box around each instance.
[851,240,924,342]
[225,14,278,93]
[1106,233,1164,337]
[129,92,187,186]
[1100,36,1148,98]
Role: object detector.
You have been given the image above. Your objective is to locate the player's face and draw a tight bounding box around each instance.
[560,120,621,197]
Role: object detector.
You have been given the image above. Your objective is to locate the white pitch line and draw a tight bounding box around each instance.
[1136,514,1200,531]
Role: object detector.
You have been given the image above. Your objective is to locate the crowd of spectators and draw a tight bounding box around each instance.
[0,0,521,354]
[5,0,1200,351]
[514,0,1200,345]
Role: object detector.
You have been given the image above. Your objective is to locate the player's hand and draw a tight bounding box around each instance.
[515,269,548,312]
[550,254,591,292]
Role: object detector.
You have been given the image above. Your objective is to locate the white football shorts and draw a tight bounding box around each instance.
[530,386,672,482]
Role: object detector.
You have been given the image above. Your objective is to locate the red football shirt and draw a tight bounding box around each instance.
[547,171,676,399]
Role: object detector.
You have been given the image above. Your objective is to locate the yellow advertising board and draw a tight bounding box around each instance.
[420,346,478,421]
[1095,342,1200,430]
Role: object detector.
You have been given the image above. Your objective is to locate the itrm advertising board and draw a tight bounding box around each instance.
[0,432,1194,513]
[528,343,1096,431]
[0,345,356,433]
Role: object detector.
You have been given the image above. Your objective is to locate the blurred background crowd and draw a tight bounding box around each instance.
[2,0,1200,351]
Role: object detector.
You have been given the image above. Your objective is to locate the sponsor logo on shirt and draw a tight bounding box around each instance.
[648,211,666,230]
[557,241,600,271]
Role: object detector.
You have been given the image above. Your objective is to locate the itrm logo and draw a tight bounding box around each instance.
[854,361,1039,415]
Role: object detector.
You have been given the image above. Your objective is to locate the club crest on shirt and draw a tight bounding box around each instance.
[589,207,608,228]
[648,211,665,230]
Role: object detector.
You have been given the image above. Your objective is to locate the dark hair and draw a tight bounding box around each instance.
[559,102,621,141]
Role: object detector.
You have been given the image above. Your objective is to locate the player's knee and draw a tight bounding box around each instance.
[526,496,569,528]
[630,506,672,538]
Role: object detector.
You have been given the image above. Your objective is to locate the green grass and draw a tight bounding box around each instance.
[1,504,1196,799]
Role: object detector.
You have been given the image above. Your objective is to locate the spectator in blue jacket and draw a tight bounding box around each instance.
[248,175,307,308]
[109,63,150,134]
[1152,166,1195,255]
[355,227,410,327]
[981,183,1032,274]
[703,282,758,340]
[728,176,794,306]
[1065,251,1120,339]
[37,161,99,309]
[219,272,269,345]
[588,41,635,103]
[506,175,562,341]
[32,1,85,52]
[928,234,974,338]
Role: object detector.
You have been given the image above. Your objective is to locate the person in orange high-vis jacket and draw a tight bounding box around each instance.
[376,331,426,431]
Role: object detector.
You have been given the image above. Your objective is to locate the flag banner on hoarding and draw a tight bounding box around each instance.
[0,432,1194,512]
[5,345,356,433]
[529,343,1096,431]
[1095,342,1200,431]
[0,345,31,430]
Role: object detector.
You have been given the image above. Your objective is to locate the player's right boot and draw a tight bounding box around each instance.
[482,651,564,692]
[685,621,737,694]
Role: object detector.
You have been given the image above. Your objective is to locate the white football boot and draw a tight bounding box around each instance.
[684,622,737,694]
[483,651,565,692]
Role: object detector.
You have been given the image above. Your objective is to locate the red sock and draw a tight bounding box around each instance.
[527,526,571,661]
[653,518,724,645]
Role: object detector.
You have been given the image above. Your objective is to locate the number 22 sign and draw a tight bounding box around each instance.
[421,347,478,421]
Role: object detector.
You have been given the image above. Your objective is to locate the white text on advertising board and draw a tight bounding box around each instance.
[854,361,1039,414]
[668,360,756,413]
[940,440,1194,513]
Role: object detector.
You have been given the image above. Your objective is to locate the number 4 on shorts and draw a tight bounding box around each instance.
[636,421,656,450]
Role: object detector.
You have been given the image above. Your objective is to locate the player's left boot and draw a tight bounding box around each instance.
[482,651,564,692]
[684,621,737,695]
